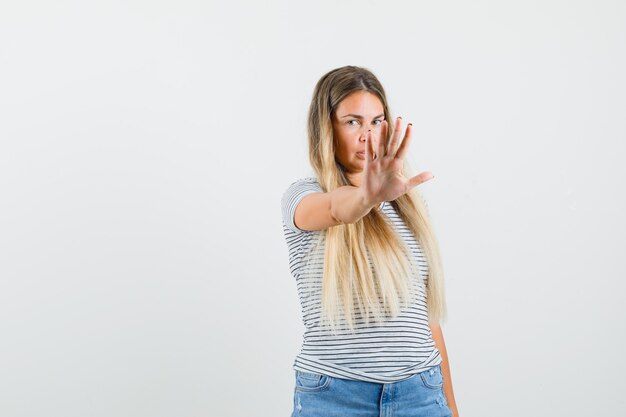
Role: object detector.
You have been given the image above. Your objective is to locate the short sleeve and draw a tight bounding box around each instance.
[281,177,323,233]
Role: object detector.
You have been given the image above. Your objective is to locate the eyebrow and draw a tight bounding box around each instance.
[340,113,385,119]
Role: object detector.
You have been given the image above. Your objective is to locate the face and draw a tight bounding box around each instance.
[332,91,385,185]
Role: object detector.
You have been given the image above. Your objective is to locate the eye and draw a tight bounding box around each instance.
[347,120,360,126]
[373,119,384,126]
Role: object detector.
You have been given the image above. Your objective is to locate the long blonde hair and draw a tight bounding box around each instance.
[306,65,447,333]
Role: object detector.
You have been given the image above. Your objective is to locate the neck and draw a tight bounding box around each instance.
[346,172,362,187]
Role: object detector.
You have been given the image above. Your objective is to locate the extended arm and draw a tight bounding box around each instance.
[294,185,377,231]
[293,118,433,232]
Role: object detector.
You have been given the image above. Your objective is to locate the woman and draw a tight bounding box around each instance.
[281,65,459,417]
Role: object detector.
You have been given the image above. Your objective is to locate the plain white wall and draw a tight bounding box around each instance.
[1,1,624,416]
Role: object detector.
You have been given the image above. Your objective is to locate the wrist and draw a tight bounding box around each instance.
[357,187,378,212]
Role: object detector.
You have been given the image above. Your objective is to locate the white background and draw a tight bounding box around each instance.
[1,1,625,416]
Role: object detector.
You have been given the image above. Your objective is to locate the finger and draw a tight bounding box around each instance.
[380,120,388,156]
[375,123,385,159]
[364,130,372,166]
[395,122,413,160]
[407,171,434,189]
[367,129,376,161]
[387,116,402,156]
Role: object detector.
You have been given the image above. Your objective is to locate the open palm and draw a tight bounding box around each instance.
[361,117,434,205]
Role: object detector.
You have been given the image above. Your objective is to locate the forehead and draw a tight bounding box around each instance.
[336,91,384,116]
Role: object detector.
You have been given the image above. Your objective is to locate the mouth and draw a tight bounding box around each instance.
[356,151,365,159]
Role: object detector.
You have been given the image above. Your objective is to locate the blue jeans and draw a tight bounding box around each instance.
[291,364,452,417]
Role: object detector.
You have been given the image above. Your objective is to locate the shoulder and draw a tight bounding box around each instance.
[281,177,322,201]
[281,177,323,233]
[285,176,321,190]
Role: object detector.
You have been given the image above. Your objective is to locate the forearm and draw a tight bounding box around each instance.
[430,323,459,417]
[329,185,377,225]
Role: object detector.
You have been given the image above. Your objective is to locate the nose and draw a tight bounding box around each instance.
[359,129,371,142]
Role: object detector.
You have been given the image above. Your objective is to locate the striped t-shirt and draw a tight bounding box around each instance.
[281,177,442,383]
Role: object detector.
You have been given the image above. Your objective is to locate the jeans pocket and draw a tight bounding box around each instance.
[295,370,332,392]
[420,364,444,390]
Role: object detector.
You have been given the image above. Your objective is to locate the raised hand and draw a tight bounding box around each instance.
[361,117,434,206]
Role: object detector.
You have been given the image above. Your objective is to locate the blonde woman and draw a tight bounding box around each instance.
[281,65,459,417]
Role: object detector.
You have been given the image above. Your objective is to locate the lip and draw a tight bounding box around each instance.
[356,151,365,159]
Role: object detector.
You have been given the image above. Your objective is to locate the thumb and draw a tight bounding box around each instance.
[407,172,434,189]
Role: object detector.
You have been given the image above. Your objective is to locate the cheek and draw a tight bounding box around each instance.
[337,138,355,156]
[337,128,358,143]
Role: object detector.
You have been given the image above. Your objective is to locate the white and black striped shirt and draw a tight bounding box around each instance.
[281,177,442,383]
